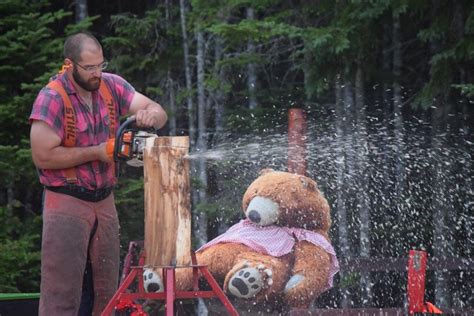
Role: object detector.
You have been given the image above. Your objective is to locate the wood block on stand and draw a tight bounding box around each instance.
[143,136,191,268]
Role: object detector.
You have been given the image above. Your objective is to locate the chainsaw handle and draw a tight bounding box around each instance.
[113,116,136,162]
[113,116,162,162]
[116,116,136,137]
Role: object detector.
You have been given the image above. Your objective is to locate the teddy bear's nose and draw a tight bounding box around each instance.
[248,210,261,223]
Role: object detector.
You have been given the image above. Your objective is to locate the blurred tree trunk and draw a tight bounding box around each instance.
[246,7,257,110]
[431,106,453,308]
[75,0,88,23]
[164,1,176,134]
[195,29,209,316]
[303,45,311,102]
[427,0,449,307]
[164,0,170,30]
[167,69,176,134]
[382,18,391,107]
[213,36,229,234]
[180,0,195,147]
[380,16,392,221]
[390,11,405,259]
[335,73,350,308]
[458,100,472,308]
[392,12,405,202]
[195,30,208,247]
[455,2,472,307]
[213,38,226,136]
[355,61,372,304]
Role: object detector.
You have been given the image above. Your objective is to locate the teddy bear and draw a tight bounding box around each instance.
[144,169,339,310]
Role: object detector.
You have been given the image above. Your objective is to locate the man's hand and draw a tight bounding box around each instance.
[129,92,168,129]
[98,138,115,163]
[134,109,164,128]
[30,120,112,169]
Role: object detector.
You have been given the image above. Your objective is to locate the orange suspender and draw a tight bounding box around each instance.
[99,81,116,137]
[46,79,116,184]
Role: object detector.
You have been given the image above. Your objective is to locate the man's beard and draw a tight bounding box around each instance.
[72,67,101,91]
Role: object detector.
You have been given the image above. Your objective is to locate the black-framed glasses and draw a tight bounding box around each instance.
[73,61,108,72]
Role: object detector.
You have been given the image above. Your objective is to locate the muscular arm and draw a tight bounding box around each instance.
[30,120,110,170]
[129,92,168,129]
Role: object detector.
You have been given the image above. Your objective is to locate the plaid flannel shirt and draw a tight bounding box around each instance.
[29,72,135,190]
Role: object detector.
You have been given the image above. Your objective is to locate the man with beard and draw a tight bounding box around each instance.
[29,32,168,316]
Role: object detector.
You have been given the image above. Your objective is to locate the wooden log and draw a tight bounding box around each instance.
[143,136,191,267]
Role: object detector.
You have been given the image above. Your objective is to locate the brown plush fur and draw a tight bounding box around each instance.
[176,169,335,309]
[243,169,332,231]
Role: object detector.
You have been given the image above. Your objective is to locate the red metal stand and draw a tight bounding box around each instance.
[101,251,238,316]
[407,250,427,314]
[407,249,442,315]
[288,108,307,176]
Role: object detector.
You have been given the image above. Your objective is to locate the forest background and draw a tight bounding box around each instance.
[0,0,472,311]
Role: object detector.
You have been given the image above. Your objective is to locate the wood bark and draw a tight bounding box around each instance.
[143,136,191,267]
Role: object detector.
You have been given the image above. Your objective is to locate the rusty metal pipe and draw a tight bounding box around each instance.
[288,108,307,175]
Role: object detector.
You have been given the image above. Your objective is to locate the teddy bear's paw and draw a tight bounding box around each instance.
[284,274,305,293]
[228,266,273,299]
[143,267,164,293]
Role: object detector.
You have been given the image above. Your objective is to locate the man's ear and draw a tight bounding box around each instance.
[65,58,73,66]
[60,58,72,73]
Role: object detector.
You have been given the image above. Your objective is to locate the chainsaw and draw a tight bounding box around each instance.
[113,116,157,167]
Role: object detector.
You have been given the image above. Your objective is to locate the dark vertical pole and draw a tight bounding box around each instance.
[288,108,307,175]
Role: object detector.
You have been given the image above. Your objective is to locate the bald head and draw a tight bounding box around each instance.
[64,32,102,62]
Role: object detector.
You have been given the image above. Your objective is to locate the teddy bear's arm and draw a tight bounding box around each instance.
[284,240,331,308]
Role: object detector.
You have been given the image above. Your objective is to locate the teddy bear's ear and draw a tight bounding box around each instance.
[300,176,318,191]
[259,168,275,176]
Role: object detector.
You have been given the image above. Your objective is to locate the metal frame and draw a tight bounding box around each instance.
[101,249,238,316]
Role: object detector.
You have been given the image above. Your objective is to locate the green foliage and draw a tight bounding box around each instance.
[0,206,41,292]
[0,5,68,144]
[209,19,301,44]
[104,7,183,99]
[413,2,474,109]
[452,83,474,98]
[114,177,145,254]
[338,272,360,289]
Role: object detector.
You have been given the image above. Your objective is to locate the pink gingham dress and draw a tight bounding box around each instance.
[198,219,340,291]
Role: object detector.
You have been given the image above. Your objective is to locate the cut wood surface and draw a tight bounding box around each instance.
[143,136,191,267]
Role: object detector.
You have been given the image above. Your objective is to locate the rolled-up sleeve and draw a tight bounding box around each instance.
[29,88,65,139]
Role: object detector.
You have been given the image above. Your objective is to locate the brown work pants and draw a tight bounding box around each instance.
[39,189,120,316]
